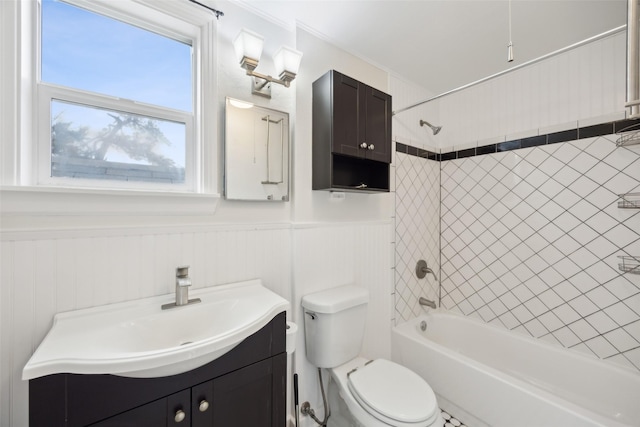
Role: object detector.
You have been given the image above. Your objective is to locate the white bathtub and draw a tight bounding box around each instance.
[391,312,640,427]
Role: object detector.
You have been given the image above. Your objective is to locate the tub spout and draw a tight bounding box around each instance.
[419,297,437,309]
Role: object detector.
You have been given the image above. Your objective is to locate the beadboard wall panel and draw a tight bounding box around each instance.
[390,75,438,151]
[291,222,393,358]
[390,31,626,152]
[436,32,626,150]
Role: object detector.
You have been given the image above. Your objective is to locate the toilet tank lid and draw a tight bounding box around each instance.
[301,285,368,313]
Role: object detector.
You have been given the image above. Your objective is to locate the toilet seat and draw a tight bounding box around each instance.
[346,359,438,426]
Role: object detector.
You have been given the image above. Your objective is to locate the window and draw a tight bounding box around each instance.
[37,0,201,192]
[2,0,219,216]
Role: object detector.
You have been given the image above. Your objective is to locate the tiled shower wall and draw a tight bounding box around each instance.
[394,151,440,322]
[440,135,640,371]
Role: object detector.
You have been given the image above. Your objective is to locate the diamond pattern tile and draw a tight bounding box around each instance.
[440,135,640,371]
[395,152,441,322]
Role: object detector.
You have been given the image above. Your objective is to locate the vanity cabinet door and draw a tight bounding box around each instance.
[89,389,190,427]
[191,380,214,426]
[209,354,286,427]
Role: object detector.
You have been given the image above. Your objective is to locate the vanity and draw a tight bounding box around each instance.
[24,280,288,427]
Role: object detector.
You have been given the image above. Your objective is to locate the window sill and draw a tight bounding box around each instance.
[0,186,220,216]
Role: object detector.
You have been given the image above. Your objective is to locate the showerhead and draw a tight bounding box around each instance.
[420,119,442,135]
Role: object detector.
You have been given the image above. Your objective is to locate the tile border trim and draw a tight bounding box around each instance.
[395,118,640,161]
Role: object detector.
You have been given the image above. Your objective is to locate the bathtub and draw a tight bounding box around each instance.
[391,312,640,427]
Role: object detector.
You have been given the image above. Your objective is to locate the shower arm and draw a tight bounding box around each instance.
[420,119,442,135]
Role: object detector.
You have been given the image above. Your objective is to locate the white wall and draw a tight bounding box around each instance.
[436,31,627,151]
[390,75,438,151]
[0,3,395,426]
[389,31,627,153]
[293,27,393,224]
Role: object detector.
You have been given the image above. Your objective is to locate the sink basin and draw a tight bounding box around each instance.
[22,279,288,380]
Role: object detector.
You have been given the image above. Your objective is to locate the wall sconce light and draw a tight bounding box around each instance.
[233,28,303,98]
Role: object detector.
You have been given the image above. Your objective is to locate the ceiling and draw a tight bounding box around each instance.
[233,0,627,95]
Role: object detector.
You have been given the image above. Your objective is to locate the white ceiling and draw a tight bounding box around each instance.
[233,0,627,95]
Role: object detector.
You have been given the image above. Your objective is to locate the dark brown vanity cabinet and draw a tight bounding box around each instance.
[29,313,286,427]
[313,70,392,192]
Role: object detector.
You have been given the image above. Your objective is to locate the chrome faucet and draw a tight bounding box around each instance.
[416,260,438,281]
[162,266,201,310]
[419,297,437,309]
[175,266,192,306]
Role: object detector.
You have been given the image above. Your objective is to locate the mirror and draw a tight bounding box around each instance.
[224,98,290,201]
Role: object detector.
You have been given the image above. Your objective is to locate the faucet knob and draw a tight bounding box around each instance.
[176,266,190,278]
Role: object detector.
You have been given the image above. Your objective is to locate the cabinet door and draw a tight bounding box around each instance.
[211,357,281,427]
[192,380,214,426]
[332,72,365,158]
[363,86,392,163]
[89,389,190,427]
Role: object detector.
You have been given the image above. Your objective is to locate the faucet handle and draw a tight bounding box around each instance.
[176,266,190,278]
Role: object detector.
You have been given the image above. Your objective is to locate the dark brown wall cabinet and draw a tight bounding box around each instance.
[29,312,286,427]
[313,70,392,192]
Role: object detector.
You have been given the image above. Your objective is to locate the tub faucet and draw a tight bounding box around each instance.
[419,297,437,309]
[416,260,438,281]
[162,266,201,310]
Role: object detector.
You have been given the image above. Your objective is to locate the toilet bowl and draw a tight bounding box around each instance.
[329,357,443,427]
[301,285,443,427]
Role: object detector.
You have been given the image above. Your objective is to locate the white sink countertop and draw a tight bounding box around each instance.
[23,279,289,380]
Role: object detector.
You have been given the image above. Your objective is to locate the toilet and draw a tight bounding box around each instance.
[302,285,443,427]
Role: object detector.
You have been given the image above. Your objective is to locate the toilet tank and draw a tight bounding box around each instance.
[301,285,369,368]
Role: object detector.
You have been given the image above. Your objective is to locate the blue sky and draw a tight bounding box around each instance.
[42,0,191,167]
[42,0,193,113]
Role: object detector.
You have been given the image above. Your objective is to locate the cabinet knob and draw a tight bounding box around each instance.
[360,142,368,149]
[199,400,210,412]
[174,409,186,423]
[368,144,375,150]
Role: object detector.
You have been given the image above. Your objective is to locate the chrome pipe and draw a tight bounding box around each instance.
[393,25,627,116]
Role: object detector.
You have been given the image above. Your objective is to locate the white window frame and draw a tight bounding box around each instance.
[38,85,196,192]
[0,0,220,216]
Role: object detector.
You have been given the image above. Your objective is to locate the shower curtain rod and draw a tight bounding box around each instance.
[188,0,224,19]
[392,25,627,116]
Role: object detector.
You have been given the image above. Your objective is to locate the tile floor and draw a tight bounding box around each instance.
[441,409,467,427]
